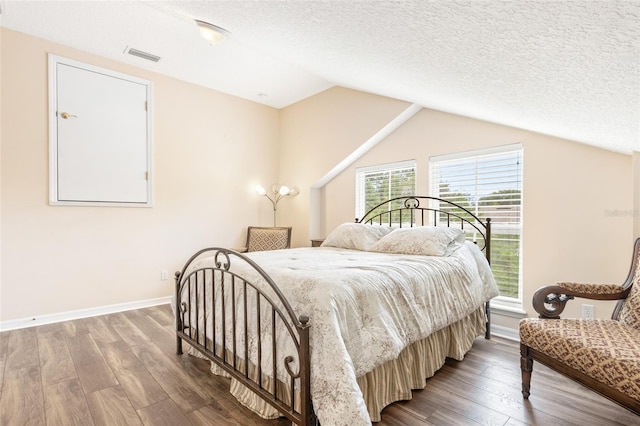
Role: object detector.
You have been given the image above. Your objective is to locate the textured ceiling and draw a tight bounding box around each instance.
[1,0,639,154]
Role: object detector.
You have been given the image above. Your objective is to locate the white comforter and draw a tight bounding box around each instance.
[185,242,498,425]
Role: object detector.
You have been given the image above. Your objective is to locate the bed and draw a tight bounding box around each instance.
[174,196,498,425]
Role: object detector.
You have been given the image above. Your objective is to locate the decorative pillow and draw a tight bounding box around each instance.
[321,223,394,251]
[369,226,466,256]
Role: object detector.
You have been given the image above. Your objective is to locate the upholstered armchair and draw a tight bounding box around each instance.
[239,226,292,253]
[519,238,640,415]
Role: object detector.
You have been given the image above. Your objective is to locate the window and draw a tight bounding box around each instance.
[430,144,523,307]
[355,160,416,221]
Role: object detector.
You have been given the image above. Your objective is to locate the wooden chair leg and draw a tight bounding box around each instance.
[520,343,533,399]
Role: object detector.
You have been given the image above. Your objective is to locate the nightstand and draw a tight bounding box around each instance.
[310,239,324,247]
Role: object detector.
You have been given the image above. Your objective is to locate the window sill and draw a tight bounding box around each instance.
[490,303,527,319]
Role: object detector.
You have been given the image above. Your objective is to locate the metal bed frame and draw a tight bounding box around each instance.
[175,196,492,426]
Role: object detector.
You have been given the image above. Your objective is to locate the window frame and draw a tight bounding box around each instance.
[355,159,417,221]
[429,144,523,309]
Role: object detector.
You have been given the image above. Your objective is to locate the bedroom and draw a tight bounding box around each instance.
[1,1,639,424]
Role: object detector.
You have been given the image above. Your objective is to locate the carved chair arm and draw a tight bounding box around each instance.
[532,282,628,319]
[555,282,627,297]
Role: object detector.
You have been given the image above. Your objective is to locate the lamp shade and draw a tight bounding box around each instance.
[278,185,291,196]
[255,184,267,196]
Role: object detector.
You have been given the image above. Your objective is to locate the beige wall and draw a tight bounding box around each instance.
[634,152,640,239]
[278,87,411,244]
[2,29,635,327]
[280,87,634,322]
[1,28,279,322]
[0,28,3,314]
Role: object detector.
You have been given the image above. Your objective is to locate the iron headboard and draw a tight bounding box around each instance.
[356,195,491,260]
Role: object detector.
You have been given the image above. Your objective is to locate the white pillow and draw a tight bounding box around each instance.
[369,226,466,256]
[321,223,394,251]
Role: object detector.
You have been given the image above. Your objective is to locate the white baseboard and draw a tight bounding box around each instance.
[490,324,520,342]
[0,296,172,332]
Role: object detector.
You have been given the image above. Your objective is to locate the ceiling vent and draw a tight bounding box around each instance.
[124,47,161,63]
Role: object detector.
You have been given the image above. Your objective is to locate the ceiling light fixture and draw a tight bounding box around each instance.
[195,20,230,45]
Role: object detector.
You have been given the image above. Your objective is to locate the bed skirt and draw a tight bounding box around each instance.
[358,307,486,421]
[201,306,486,423]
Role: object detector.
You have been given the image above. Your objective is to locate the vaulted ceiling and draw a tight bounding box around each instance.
[2,1,639,153]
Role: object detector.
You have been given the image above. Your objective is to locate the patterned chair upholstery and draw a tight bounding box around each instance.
[240,226,292,252]
[519,238,640,415]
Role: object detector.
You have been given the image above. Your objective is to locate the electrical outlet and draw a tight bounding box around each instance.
[582,304,595,319]
[160,270,168,281]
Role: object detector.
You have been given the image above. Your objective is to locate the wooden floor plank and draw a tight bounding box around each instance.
[86,385,143,426]
[0,364,46,425]
[84,315,123,345]
[175,350,291,425]
[123,309,175,356]
[98,340,168,409]
[141,304,176,336]
[406,382,510,425]
[61,318,91,338]
[43,378,94,426]
[186,403,250,426]
[0,326,8,395]
[377,405,435,426]
[37,326,77,386]
[102,312,152,347]
[65,331,119,394]
[504,418,531,426]
[430,366,581,426]
[136,398,191,426]
[525,373,637,426]
[4,327,39,370]
[130,341,211,413]
[427,408,485,426]
[142,305,175,328]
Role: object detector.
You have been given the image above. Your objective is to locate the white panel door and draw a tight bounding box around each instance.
[50,55,152,205]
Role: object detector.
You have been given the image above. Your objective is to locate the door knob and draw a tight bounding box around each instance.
[60,112,78,119]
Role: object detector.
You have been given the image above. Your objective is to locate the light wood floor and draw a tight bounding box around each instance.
[0,304,638,425]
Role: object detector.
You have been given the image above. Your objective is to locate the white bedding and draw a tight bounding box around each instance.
[182,241,498,425]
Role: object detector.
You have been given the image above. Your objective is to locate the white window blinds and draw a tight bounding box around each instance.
[355,160,416,220]
[430,144,523,302]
